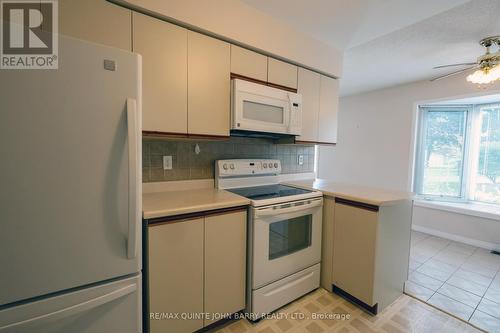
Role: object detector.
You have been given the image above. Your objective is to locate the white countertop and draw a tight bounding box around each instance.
[143,188,250,219]
[284,179,413,207]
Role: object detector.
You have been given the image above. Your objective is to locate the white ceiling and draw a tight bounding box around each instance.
[241,0,500,96]
[240,0,470,50]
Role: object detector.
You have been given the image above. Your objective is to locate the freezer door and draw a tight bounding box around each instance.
[0,275,141,333]
[0,36,142,306]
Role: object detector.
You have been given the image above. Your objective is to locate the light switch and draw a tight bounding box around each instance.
[298,155,304,165]
[163,156,173,170]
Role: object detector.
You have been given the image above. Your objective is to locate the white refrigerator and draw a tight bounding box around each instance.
[0,35,142,332]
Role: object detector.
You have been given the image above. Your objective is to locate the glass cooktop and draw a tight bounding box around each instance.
[227,184,313,201]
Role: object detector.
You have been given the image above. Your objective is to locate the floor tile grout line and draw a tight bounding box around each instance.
[471,261,500,321]
[407,231,492,324]
[437,238,482,322]
[409,231,500,326]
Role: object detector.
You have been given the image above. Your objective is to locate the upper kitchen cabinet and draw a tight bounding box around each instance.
[188,31,231,137]
[268,58,298,89]
[297,68,339,144]
[133,13,188,134]
[318,75,339,143]
[297,68,320,142]
[230,45,268,82]
[58,0,132,50]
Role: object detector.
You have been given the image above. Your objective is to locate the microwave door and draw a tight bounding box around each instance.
[234,91,290,134]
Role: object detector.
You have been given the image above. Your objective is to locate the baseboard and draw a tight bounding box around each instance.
[412,224,500,251]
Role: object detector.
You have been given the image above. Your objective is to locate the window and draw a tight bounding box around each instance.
[415,103,500,205]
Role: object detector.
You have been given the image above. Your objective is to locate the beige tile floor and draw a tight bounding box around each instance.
[214,288,481,333]
[406,231,500,333]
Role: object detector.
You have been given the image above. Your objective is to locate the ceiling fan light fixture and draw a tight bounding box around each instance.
[466,64,500,84]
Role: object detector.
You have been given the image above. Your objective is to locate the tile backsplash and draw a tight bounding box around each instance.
[142,137,315,183]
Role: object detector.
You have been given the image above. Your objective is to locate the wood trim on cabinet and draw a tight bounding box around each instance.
[194,311,244,333]
[230,73,297,93]
[334,197,379,212]
[295,140,336,146]
[332,284,378,315]
[145,205,248,226]
[142,130,230,140]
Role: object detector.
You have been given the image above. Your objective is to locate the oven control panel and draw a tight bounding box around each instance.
[216,159,281,177]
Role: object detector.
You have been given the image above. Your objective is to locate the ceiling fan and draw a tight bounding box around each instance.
[431,36,500,84]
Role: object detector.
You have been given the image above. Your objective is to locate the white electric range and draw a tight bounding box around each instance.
[216,159,323,319]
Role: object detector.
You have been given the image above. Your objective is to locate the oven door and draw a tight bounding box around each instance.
[252,197,323,289]
[232,79,292,134]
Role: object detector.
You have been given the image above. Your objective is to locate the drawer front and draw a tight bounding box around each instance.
[252,263,320,318]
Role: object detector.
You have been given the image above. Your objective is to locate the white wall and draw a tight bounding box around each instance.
[114,0,342,78]
[318,73,500,249]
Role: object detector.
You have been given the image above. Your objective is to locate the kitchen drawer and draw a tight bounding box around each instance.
[252,263,320,318]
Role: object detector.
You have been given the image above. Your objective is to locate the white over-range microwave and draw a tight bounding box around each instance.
[231,79,302,136]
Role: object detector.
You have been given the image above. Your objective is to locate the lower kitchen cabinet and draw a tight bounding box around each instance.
[204,211,246,325]
[331,198,412,313]
[332,201,378,307]
[148,218,204,333]
[147,209,247,333]
[320,197,335,292]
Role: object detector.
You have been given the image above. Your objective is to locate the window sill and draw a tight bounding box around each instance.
[414,200,500,221]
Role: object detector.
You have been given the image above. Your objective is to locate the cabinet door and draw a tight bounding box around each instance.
[148,219,204,333]
[188,31,230,136]
[320,197,335,292]
[268,58,298,89]
[204,211,246,326]
[332,202,378,306]
[230,45,268,81]
[59,0,131,50]
[297,68,320,142]
[318,75,339,143]
[133,13,188,134]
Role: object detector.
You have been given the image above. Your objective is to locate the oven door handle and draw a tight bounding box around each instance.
[255,199,322,217]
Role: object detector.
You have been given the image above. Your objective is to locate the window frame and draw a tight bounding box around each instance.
[415,102,500,206]
[468,103,500,205]
[414,104,473,202]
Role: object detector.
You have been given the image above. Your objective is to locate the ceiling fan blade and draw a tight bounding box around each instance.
[433,63,476,69]
[430,66,478,82]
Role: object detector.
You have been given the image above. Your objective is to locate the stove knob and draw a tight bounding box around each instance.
[263,163,267,168]
[274,162,279,168]
[223,163,228,170]
[230,163,235,170]
[268,162,273,168]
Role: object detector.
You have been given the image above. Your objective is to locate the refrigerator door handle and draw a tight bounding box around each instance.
[0,284,137,332]
[127,98,139,259]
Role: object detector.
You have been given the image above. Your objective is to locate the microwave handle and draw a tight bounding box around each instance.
[286,93,293,131]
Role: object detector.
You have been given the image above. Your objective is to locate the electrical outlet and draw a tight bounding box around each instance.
[163,156,172,170]
[298,155,304,165]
